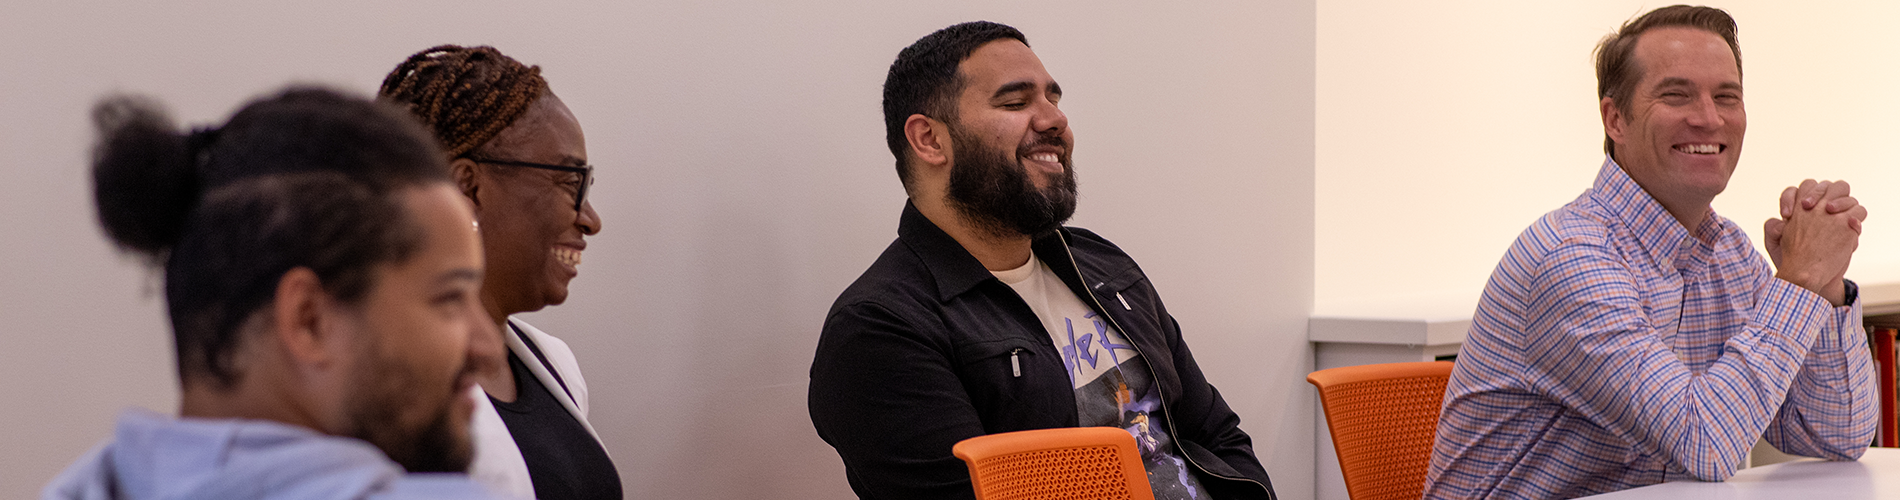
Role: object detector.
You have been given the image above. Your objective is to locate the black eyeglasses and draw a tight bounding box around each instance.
[466,157,595,212]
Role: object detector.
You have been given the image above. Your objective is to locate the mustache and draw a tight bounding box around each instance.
[1017,133,1068,157]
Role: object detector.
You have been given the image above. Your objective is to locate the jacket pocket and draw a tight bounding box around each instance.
[956,337,1044,378]
[1087,265,1146,296]
[1083,266,1151,313]
[953,336,1051,421]
[957,336,1048,412]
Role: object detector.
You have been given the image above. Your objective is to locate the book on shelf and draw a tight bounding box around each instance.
[1869,325,1898,448]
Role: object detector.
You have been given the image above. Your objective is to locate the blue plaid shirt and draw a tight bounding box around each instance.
[1423,157,1877,499]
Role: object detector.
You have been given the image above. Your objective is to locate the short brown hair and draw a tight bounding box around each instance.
[1595,5,1741,157]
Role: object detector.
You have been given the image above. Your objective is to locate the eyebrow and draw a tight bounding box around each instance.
[992,81,1034,99]
[990,80,1062,100]
[1655,77,1742,91]
[435,268,482,286]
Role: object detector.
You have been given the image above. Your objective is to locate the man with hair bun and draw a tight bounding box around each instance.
[46,87,508,499]
[1426,5,1877,498]
[808,21,1275,500]
[379,44,617,500]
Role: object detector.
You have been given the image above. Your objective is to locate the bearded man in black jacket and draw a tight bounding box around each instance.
[806,21,1277,500]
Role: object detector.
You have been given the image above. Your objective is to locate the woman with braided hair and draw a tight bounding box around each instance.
[380,45,619,500]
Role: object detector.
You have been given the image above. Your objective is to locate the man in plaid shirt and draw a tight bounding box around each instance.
[1424,6,1878,499]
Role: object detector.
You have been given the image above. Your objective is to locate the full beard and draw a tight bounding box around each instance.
[944,127,1078,239]
[342,351,474,473]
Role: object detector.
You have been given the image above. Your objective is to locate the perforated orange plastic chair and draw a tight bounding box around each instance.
[1307,361,1454,500]
[952,426,1155,500]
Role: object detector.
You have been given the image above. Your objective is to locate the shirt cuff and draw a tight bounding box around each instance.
[1822,279,1864,351]
[1760,278,1833,349]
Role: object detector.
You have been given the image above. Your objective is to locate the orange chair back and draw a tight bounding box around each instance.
[952,426,1155,500]
[1307,361,1454,500]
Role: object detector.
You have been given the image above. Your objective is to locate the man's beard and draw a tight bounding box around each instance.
[944,125,1077,239]
[342,345,474,473]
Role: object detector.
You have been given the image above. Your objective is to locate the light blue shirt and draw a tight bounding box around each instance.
[43,409,510,500]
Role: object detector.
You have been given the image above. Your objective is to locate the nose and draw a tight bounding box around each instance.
[1032,96,1067,135]
[1687,94,1725,129]
[576,199,602,235]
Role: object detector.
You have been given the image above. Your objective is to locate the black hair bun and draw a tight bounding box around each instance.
[91,95,201,258]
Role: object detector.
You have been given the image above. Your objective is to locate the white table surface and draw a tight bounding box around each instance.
[1581,447,1900,499]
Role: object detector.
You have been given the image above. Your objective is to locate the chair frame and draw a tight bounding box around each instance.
[1308,361,1455,500]
[952,426,1155,500]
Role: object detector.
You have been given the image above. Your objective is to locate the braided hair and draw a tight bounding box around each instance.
[378,45,548,158]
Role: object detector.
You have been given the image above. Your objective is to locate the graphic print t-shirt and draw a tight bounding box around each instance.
[993,256,1211,500]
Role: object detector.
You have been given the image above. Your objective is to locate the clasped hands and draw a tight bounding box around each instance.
[1764,179,1867,307]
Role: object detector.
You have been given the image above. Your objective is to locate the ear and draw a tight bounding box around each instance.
[271,267,341,371]
[904,114,952,168]
[1601,96,1628,146]
[449,158,481,207]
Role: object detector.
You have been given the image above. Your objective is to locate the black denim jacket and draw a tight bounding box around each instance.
[808,202,1276,500]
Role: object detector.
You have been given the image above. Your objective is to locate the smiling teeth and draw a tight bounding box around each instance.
[553,248,582,267]
[1028,153,1059,163]
[1678,144,1720,154]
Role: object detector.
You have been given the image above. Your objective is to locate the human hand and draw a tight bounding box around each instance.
[1767,180,1866,269]
[1764,217,1785,270]
[1770,179,1866,306]
[1777,179,1865,231]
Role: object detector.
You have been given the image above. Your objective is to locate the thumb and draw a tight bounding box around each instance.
[1763,218,1786,268]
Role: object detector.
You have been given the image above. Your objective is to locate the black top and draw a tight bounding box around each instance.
[491,331,623,500]
[807,202,1275,500]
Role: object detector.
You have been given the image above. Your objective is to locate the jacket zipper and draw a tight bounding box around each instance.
[1053,231,1273,498]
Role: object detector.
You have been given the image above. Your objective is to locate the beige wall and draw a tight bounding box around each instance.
[0,1,1317,498]
[1317,1,1900,311]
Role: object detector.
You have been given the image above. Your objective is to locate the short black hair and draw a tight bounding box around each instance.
[882,21,1027,187]
[91,86,448,387]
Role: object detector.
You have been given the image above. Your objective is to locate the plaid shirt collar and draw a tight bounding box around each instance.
[1590,156,1723,275]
